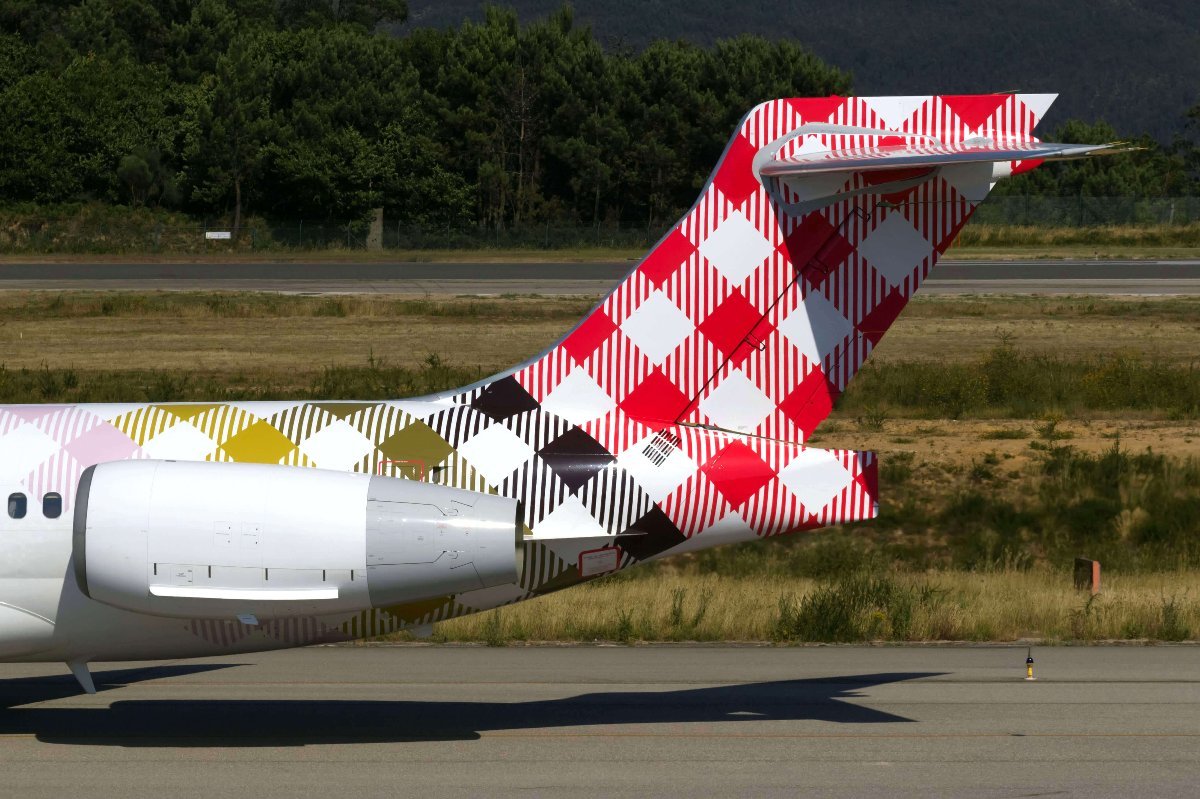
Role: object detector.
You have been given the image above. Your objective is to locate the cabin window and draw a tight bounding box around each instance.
[7,493,25,519]
[42,493,62,519]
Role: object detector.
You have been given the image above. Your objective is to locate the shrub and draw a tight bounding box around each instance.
[770,573,943,642]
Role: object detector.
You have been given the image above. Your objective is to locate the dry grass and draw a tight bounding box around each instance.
[872,295,1200,365]
[410,569,1200,644]
[0,292,1197,375]
[0,292,588,374]
[811,417,1200,472]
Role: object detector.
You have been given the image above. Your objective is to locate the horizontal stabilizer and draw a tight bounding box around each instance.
[759,139,1133,178]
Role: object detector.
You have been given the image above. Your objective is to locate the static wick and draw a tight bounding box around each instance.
[1025,647,1036,681]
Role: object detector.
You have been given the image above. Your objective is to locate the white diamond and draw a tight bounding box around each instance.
[540,368,615,426]
[857,213,934,286]
[142,421,216,462]
[456,423,534,486]
[778,289,854,365]
[941,161,995,202]
[0,423,61,483]
[298,418,374,471]
[778,448,854,511]
[620,290,694,365]
[698,210,774,284]
[863,95,930,130]
[698,370,775,433]
[794,134,830,156]
[1019,93,1056,122]
[616,433,697,503]
[531,494,608,540]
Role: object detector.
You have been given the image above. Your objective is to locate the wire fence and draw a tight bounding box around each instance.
[236,220,661,250]
[2,197,1198,254]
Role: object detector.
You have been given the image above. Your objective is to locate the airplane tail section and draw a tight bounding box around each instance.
[469,93,1123,451]
[437,93,1123,549]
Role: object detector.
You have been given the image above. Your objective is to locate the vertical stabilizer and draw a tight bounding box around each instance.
[471,94,1057,449]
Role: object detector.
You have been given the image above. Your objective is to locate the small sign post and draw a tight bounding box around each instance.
[205,231,232,240]
[1073,557,1101,595]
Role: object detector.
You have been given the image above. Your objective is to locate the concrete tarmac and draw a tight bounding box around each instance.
[0,645,1198,798]
[0,259,1198,295]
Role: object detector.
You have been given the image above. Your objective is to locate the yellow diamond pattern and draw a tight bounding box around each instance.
[219,420,298,464]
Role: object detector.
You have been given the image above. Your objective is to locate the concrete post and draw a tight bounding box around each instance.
[367,208,384,251]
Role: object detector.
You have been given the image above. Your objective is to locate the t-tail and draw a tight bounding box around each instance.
[432,93,1122,568]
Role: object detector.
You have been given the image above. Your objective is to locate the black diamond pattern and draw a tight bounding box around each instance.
[619,506,687,561]
[469,376,540,421]
[536,427,615,493]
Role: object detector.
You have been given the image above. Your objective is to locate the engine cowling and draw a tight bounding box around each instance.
[73,460,523,620]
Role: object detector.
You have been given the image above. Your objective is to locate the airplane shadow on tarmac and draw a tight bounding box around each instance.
[0,665,941,747]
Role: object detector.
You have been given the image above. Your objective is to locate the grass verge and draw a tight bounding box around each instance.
[387,569,1200,644]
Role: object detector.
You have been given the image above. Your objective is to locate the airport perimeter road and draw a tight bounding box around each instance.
[0,645,1199,798]
[0,259,1199,295]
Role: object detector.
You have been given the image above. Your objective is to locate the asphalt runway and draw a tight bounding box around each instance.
[0,259,1198,295]
[0,645,1197,798]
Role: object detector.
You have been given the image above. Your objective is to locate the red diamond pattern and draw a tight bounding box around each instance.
[639,228,697,288]
[618,368,690,423]
[785,95,843,125]
[561,309,617,363]
[781,213,854,286]
[701,440,776,508]
[712,134,762,207]
[778,369,839,440]
[942,94,1008,132]
[697,289,770,367]
[856,288,908,346]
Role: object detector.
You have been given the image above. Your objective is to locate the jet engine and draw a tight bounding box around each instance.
[72,460,523,620]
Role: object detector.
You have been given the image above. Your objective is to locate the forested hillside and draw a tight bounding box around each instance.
[408,0,1200,144]
[1,1,1196,231]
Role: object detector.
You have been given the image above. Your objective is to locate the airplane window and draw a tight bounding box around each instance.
[42,493,62,519]
[7,493,25,519]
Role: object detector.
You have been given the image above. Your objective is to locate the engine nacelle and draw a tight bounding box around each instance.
[73,460,523,620]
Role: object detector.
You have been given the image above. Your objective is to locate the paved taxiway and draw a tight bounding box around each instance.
[0,259,1198,295]
[0,645,1198,798]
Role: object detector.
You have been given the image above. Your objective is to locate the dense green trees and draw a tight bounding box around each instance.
[994,120,1194,199]
[0,1,1196,230]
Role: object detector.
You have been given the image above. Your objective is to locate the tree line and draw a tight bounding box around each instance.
[1,1,1197,231]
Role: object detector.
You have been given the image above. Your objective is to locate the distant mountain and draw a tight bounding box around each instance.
[402,0,1200,142]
